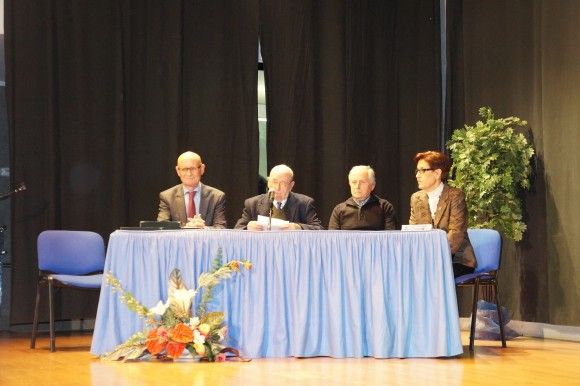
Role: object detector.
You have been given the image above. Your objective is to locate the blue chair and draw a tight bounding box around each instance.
[455,228,507,352]
[30,230,106,352]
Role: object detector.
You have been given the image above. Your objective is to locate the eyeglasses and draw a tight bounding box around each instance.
[415,168,433,174]
[349,179,371,186]
[178,166,200,174]
[268,179,292,187]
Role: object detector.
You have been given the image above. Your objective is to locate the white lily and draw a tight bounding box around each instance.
[169,288,196,318]
[149,300,169,316]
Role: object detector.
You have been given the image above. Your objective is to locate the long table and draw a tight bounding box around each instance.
[90,229,462,358]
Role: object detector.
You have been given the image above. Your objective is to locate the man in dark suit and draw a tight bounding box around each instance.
[234,164,323,230]
[409,150,477,276]
[157,151,227,228]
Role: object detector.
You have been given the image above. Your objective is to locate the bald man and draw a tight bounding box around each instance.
[157,151,227,228]
[234,164,323,230]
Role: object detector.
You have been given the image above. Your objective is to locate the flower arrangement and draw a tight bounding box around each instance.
[101,251,252,362]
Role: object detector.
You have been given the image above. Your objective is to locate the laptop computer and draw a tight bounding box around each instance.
[119,221,181,230]
[139,221,181,229]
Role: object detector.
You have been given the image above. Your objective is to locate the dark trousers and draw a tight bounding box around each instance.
[453,262,475,278]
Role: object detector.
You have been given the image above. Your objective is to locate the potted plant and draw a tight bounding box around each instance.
[446,107,534,241]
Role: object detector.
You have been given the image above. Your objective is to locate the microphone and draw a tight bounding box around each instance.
[267,189,275,203]
[0,182,27,201]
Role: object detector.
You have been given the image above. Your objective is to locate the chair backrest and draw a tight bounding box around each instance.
[37,230,106,275]
[467,228,502,274]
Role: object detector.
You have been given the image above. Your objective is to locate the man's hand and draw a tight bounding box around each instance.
[186,215,206,229]
[277,222,302,230]
[247,221,265,231]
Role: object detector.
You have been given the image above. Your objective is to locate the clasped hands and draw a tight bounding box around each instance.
[185,214,205,229]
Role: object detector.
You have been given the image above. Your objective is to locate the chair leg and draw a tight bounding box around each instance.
[493,281,507,348]
[469,279,480,352]
[30,278,42,349]
[48,278,56,352]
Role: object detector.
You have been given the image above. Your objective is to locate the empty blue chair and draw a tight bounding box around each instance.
[455,228,507,352]
[31,230,106,352]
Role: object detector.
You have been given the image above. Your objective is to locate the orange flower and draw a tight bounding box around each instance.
[243,261,253,270]
[171,323,194,343]
[228,261,240,271]
[146,328,168,355]
[166,341,186,358]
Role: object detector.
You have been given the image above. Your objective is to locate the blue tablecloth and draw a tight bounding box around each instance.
[90,229,462,358]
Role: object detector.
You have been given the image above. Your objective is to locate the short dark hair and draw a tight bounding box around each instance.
[414,151,451,180]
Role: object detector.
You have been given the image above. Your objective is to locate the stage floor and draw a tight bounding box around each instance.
[1,331,579,385]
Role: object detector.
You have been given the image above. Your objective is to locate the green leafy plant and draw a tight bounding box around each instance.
[447,107,534,241]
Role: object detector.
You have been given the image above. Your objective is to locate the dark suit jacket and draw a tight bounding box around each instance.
[157,183,227,228]
[409,184,477,268]
[234,191,324,230]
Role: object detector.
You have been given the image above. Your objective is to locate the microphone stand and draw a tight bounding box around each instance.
[0,182,26,255]
[267,190,274,231]
[0,226,6,256]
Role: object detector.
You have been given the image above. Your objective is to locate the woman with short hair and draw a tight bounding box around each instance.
[409,151,477,277]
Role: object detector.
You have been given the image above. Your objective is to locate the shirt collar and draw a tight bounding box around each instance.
[182,183,201,195]
[426,182,444,199]
[353,196,371,207]
[275,198,288,208]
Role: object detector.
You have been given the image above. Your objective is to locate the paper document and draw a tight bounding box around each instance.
[257,215,289,230]
[401,224,433,231]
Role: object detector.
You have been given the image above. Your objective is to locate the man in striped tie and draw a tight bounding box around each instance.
[234,164,323,231]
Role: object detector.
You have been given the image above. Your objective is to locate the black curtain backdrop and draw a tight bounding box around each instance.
[446,0,580,326]
[260,0,441,226]
[6,1,259,324]
[5,0,440,324]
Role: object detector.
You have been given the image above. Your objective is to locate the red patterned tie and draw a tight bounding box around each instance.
[187,191,196,218]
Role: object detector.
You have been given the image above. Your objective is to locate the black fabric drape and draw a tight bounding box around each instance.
[6,0,440,325]
[119,0,260,226]
[260,0,441,226]
[6,1,126,324]
[6,1,259,324]
[446,0,545,321]
[446,0,580,326]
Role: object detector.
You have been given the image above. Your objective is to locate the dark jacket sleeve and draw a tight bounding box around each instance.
[327,204,342,230]
[296,197,324,230]
[382,201,398,230]
[157,192,171,221]
[209,193,227,228]
[234,198,256,229]
[446,189,469,255]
